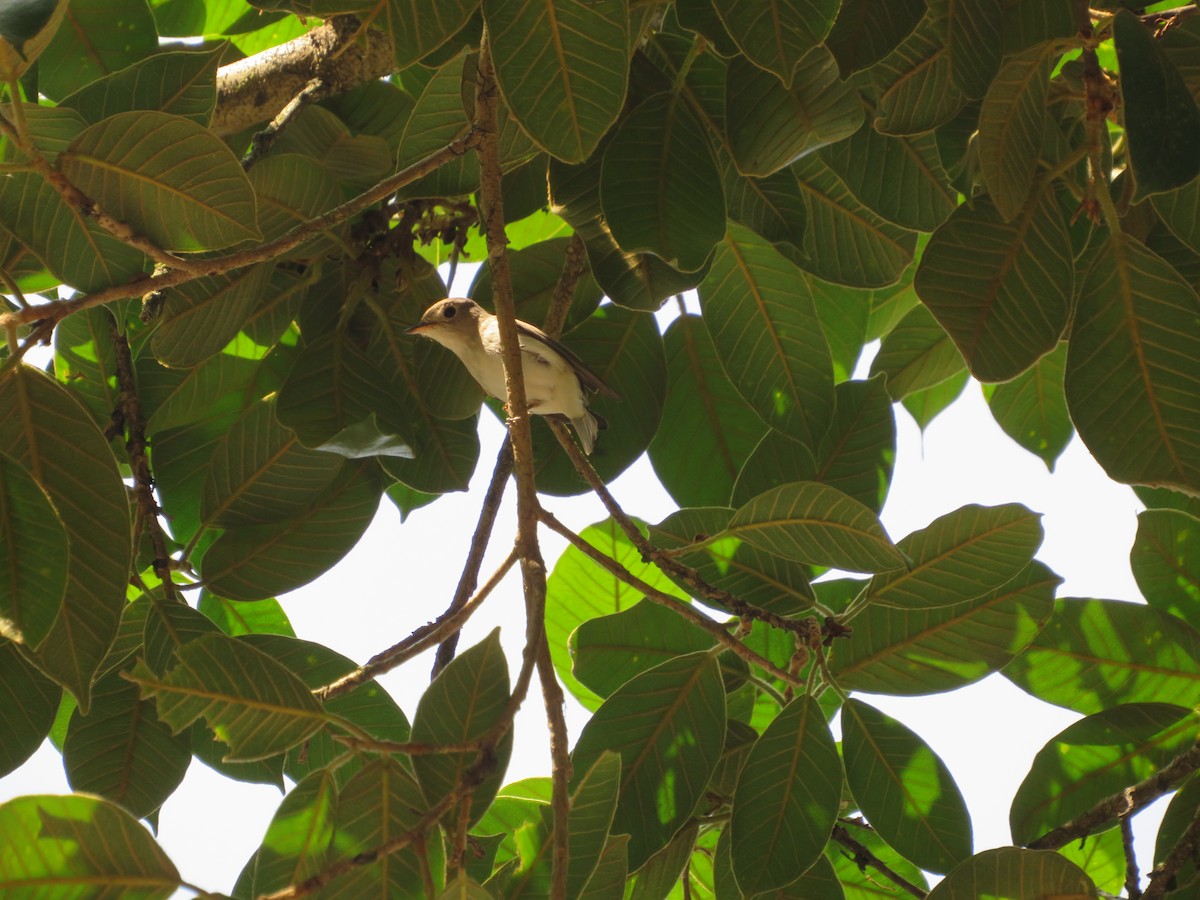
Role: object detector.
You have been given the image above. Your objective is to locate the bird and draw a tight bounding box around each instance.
[406,298,618,454]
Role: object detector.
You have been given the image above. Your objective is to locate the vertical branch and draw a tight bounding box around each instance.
[1074,0,1121,232]
[475,25,565,897]
[110,319,179,602]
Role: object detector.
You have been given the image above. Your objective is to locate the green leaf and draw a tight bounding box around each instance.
[571,651,726,872]
[821,124,956,233]
[649,507,816,617]
[251,769,337,896]
[0,365,131,713]
[833,561,1059,695]
[825,0,925,77]
[713,0,839,87]
[468,236,603,333]
[0,448,68,648]
[601,92,725,272]
[977,43,1053,221]
[1131,508,1200,623]
[725,48,862,176]
[482,0,628,163]
[273,104,394,195]
[916,191,1073,382]
[870,14,968,135]
[983,343,1073,470]
[58,45,222,125]
[0,794,181,895]
[1154,775,1200,896]
[902,368,971,432]
[1065,233,1200,493]
[246,153,343,257]
[730,695,840,894]
[412,628,512,828]
[151,264,277,367]
[63,671,191,819]
[0,642,60,778]
[242,633,410,784]
[732,376,897,514]
[926,847,1095,900]
[322,757,446,898]
[200,398,344,528]
[548,150,708,310]
[125,632,328,761]
[647,313,768,508]
[789,154,917,288]
[725,481,906,574]
[841,699,972,874]
[1153,173,1200,256]
[395,50,479,198]
[0,108,147,293]
[489,751,622,900]
[571,599,718,698]
[38,0,158,100]
[199,591,295,638]
[1010,703,1199,846]
[52,305,120,428]
[546,517,691,709]
[722,156,810,251]
[1113,9,1200,200]
[200,461,382,601]
[578,836,628,900]
[870,303,965,400]
[930,0,1006,99]
[59,111,260,251]
[868,503,1043,610]
[700,223,834,448]
[383,0,477,67]
[1003,597,1200,714]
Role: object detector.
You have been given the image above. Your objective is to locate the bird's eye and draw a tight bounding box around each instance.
[443,305,456,319]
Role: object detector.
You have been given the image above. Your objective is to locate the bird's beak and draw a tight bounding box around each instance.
[405,322,430,334]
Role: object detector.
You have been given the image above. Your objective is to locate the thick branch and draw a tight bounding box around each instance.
[214,16,394,136]
[1027,741,1200,850]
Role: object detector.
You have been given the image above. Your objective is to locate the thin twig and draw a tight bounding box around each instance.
[543,232,587,340]
[242,76,328,170]
[315,547,517,701]
[538,508,804,687]
[1144,800,1200,899]
[110,319,179,602]
[1028,741,1200,850]
[832,823,927,900]
[431,441,513,678]
[0,128,482,334]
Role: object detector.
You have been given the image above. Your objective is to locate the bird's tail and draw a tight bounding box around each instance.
[571,411,602,455]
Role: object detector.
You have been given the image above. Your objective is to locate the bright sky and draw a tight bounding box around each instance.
[0,289,1165,895]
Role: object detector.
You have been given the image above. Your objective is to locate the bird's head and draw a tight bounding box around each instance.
[405,298,484,350]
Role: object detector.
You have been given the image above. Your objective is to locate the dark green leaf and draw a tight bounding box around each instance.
[251,769,337,896]
[58,45,221,125]
[983,343,1073,470]
[571,652,726,871]
[1065,233,1200,493]
[713,0,839,87]
[0,642,60,778]
[38,0,157,100]
[925,847,1095,900]
[870,303,965,400]
[730,695,840,894]
[825,0,925,77]
[842,699,972,874]
[929,0,1006,99]
[1113,9,1200,200]
[1131,508,1200,623]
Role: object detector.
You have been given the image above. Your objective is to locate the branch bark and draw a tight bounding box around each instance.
[214,16,395,136]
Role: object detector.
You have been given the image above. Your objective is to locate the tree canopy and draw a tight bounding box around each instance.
[2,0,1200,898]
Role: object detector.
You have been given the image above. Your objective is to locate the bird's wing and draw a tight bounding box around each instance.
[514,319,620,398]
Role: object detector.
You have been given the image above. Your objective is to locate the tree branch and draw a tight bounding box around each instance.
[1144,798,1200,899]
[213,16,394,136]
[0,127,481,334]
[537,508,805,688]
[831,823,927,900]
[431,441,513,678]
[314,547,516,702]
[1027,741,1200,850]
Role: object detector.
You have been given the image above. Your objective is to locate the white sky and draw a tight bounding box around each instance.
[0,289,1166,896]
